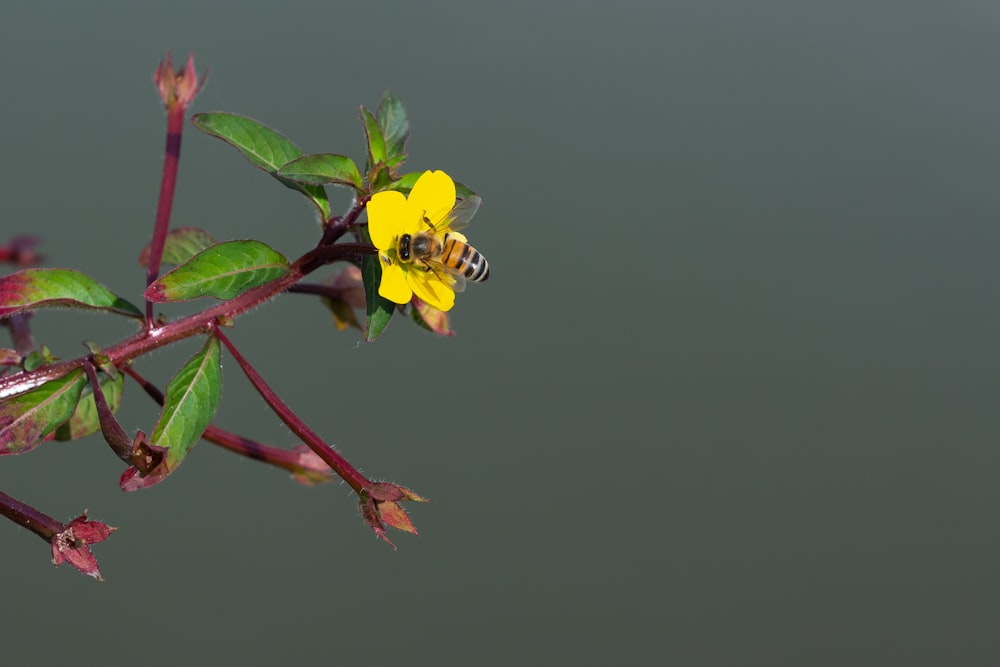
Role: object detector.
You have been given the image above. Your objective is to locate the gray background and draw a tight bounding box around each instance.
[2,1,999,664]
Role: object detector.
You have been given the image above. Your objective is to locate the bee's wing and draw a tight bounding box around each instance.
[426,259,467,293]
[442,195,481,233]
[447,268,467,293]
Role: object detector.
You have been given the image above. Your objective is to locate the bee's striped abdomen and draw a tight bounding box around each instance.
[441,234,490,282]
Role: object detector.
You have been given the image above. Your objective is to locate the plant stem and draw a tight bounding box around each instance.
[0,242,375,402]
[144,105,186,328]
[214,328,369,493]
[321,196,370,245]
[0,490,61,542]
[81,360,134,463]
[122,365,330,478]
[2,313,35,357]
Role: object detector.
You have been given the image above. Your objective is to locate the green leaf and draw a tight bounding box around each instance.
[388,172,478,199]
[22,345,54,371]
[361,257,395,342]
[0,369,87,455]
[138,227,218,267]
[0,269,142,320]
[387,171,420,194]
[386,153,407,170]
[83,341,119,379]
[360,106,386,171]
[192,112,331,220]
[150,336,221,472]
[454,181,478,201]
[377,91,409,161]
[278,154,363,191]
[54,373,124,441]
[145,240,290,302]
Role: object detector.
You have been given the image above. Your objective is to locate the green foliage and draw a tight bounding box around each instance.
[22,345,54,371]
[192,112,331,220]
[278,154,363,191]
[359,106,386,172]
[0,370,87,455]
[387,171,421,193]
[0,268,142,320]
[146,240,290,302]
[376,92,409,162]
[149,336,222,471]
[54,373,124,441]
[138,227,218,267]
[361,93,413,190]
[388,172,478,199]
[362,255,395,342]
[359,222,395,342]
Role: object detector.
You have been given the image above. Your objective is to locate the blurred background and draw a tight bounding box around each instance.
[2,1,999,664]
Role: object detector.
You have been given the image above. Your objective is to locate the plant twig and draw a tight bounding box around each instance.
[214,328,368,492]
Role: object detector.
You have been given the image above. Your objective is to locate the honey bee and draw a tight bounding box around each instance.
[397,195,490,291]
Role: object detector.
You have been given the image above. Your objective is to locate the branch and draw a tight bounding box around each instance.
[214,328,368,493]
[122,365,332,483]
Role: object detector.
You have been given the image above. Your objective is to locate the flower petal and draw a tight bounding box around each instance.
[367,190,411,251]
[408,270,455,312]
[407,171,456,230]
[378,262,413,304]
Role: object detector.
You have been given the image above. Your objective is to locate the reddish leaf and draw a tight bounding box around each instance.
[0,370,87,455]
[0,269,141,319]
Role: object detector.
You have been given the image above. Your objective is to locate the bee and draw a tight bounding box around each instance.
[397,195,490,291]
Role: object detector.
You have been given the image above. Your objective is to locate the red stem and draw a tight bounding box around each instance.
[321,195,370,244]
[0,490,62,542]
[3,313,35,357]
[122,365,329,477]
[0,242,375,402]
[213,328,369,493]
[81,360,134,463]
[144,107,185,327]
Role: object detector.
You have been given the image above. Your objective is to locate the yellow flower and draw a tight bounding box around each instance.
[367,170,462,312]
